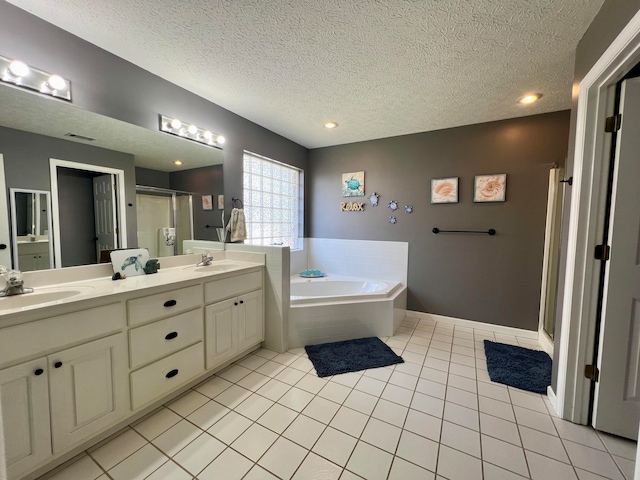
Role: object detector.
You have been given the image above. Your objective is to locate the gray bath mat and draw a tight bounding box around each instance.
[305,337,404,377]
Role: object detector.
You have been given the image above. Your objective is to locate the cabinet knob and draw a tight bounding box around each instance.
[166,369,179,379]
[239,300,244,304]
[234,302,238,306]
[165,331,178,340]
[34,368,44,376]
[164,300,177,307]
[54,361,63,369]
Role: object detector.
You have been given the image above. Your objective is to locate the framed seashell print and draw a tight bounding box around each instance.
[431,177,459,204]
[474,174,506,202]
[342,171,365,197]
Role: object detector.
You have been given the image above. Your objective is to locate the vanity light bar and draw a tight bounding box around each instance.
[159,115,225,149]
[0,55,71,101]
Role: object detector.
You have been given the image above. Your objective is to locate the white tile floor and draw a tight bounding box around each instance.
[42,316,637,480]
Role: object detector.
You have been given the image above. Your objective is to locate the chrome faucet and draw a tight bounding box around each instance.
[0,268,34,297]
[196,252,214,267]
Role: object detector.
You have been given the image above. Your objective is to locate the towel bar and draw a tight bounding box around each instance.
[432,228,496,235]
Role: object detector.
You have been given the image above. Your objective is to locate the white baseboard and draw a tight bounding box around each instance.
[538,330,554,357]
[547,386,560,415]
[406,311,539,340]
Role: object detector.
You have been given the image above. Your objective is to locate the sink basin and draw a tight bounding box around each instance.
[0,286,95,310]
[183,262,242,273]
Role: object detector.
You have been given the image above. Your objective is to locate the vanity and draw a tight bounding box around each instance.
[0,253,265,479]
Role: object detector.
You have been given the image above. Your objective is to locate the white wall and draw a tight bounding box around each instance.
[304,238,408,284]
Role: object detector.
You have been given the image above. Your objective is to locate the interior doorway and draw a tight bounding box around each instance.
[49,159,127,268]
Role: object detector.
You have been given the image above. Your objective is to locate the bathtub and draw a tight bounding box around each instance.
[288,274,407,348]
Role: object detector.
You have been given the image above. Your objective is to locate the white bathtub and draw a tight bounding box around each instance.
[288,274,407,348]
[291,277,397,304]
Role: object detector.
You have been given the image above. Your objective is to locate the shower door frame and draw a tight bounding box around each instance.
[135,185,194,256]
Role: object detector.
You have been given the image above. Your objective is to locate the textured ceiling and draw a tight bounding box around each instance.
[7,0,603,149]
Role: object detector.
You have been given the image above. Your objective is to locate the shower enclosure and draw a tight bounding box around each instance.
[136,186,194,257]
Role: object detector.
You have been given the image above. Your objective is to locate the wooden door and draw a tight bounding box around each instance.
[592,77,640,439]
[93,174,117,260]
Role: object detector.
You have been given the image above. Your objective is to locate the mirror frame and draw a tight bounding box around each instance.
[9,187,54,271]
[0,154,11,267]
[49,158,128,268]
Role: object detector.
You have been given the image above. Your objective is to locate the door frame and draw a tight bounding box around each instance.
[0,154,12,267]
[554,8,640,433]
[49,159,127,268]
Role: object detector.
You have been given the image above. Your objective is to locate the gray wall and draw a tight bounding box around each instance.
[135,168,170,190]
[57,168,97,267]
[0,0,309,234]
[0,126,136,245]
[309,111,571,331]
[552,0,640,390]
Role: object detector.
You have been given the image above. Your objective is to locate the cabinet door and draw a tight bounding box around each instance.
[205,298,238,369]
[0,358,51,479]
[49,333,129,453]
[238,289,264,351]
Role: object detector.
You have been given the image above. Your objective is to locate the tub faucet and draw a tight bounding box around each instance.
[197,252,214,267]
[0,268,34,297]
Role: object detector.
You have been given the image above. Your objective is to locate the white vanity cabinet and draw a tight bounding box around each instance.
[0,262,265,480]
[48,333,128,453]
[0,358,51,480]
[204,271,264,368]
[0,305,129,479]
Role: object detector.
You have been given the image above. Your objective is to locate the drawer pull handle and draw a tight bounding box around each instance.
[34,368,44,376]
[164,300,177,307]
[54,362,63,369]
[165,331,178,340]
[166,369,179,379]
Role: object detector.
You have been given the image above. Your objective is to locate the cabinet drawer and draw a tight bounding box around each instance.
[128,285,202,326]
[129,308,203,369]
[130,343,204,410]
[0,303,124,367]
[204,271,262,304]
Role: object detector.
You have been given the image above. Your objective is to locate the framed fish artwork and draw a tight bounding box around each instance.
[431,177,459,204]
[474,174,506,202]
[110,248,150,277]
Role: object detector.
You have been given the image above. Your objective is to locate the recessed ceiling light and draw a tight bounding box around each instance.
[324,122,338,129]
[518,93,542,104]
[174,160,183,165]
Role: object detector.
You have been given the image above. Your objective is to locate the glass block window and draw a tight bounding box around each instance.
[243,151,302,248]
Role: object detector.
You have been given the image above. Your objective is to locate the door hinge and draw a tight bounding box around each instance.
[594,244,611,261]
[585,364,600,382]
[115,227,119,234]
[605,114,622,132]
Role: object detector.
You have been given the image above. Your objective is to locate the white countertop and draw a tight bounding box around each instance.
[0,253,264,318]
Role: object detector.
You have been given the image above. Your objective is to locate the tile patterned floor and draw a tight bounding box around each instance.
[42,316,637,480]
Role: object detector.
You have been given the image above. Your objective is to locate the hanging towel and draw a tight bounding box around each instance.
[226,208,247,242]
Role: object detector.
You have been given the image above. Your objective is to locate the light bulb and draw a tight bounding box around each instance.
[518,93,542,104]
[174,160,183,165]
[216,135,226,144]
[8,60,29,77]
[170,118,182,129]
[324,122,338,129]
[187,124,198,135]
[47,74,66,90]
[203,131,213,140]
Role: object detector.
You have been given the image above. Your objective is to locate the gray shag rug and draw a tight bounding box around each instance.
[305,337,404,377]
[484,340,552,394]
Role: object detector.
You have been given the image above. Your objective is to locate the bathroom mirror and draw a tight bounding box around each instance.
[0,85,224,270]
[9,188,54,271]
